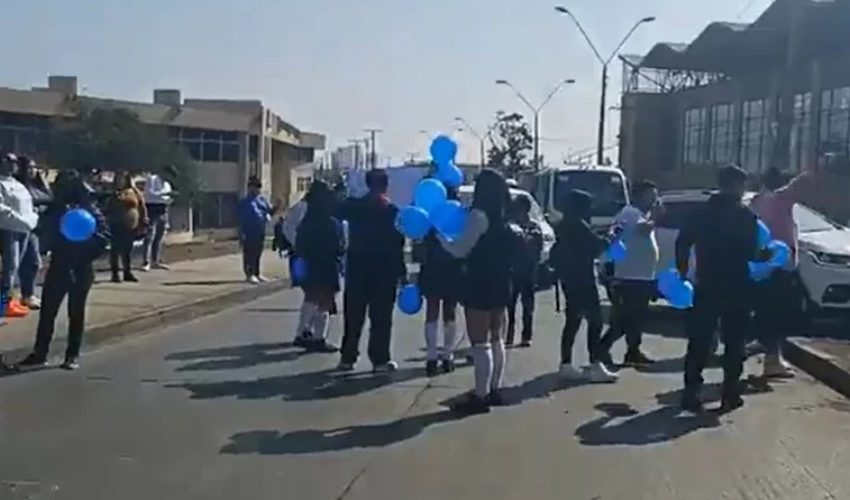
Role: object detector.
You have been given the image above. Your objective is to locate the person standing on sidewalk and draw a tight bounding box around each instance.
[17,170,109,370]
[506,193,543,348]
[676,165,759,413]
[141,167,174,272]
[337,169,406,373]
[749,166,815,379]
[282,194,313,340]
[597,180,661,369]
[294,180,343,353]
[0,152,39,318]
[106,172,147,283]
[238,176,274,284]
[14,156,52,310]
[550,189,618,383]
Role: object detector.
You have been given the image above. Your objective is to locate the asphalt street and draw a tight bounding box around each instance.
[1,288,849,500]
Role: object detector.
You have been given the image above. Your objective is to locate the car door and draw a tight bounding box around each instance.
[655,200,704,279]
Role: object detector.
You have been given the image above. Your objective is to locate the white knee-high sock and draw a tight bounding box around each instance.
[296,302,317,336]
[311,311,329,340]
[491,339,506,391]
[442,321,457,360]
[424,322,439,361]
[472,344,493,399]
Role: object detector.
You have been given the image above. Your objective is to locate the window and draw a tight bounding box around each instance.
[173,128,241,163]
[554,171,627,217]
[709,103,735,164]
[820,87,850,154]
[683,108,707,165]
[740,99,770,173]
[296,175,312,193]
[193,192,239,229]
[790,92,812,171]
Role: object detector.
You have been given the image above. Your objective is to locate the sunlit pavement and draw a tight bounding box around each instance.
[1,288,849,500]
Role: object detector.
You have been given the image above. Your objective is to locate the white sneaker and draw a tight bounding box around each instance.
[762,354,795,379]
[152,263,170,270]
[21,296,40,310]
[559,363,587,381]
[247,276,261,285]
[372,361,398,373]
[587,362,619,383]
[257,275,271,283]
[141,264,152,272]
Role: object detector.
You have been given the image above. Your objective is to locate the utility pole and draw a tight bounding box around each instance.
[363,128,383,170]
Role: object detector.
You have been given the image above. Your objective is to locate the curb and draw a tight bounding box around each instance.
[5,279,290,363]
[783,337,850,399]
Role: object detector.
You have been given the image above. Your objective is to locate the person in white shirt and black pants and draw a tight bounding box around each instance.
[142,166,175,272]
[597,180,662,369]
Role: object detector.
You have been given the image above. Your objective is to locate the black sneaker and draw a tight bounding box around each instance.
[519,339,532,348]
[0,356,19,374]
[720,395,744,413]
[110,273,122,283]
[372,361,398,374]
[623,350,656,367]
[293,333,313,348]
[308,339,339,353]
[680,394,705,414]
[451,394,491,415]
[441,358,455,374]
[61,357,80,371]
[486,390,505,407]
[425,360,439,377]
[123,272,139,283]
[17,353,47,369]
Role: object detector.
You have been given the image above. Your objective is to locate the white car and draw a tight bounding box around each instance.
[457,185,556,263]
[655,190,850,313]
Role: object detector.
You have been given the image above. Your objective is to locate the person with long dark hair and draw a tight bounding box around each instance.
[14,156,52,310]
[294,180,344,353]
[418,185,462,377]
[439,168,522,414]
[106,171,147,283]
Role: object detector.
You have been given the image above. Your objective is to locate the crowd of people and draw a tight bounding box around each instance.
[0,150,176,372]
[282,161,813,416]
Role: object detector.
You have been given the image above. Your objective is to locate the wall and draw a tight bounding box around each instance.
[196,161,241,193]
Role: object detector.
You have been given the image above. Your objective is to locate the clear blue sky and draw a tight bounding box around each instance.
[2,0,772,164]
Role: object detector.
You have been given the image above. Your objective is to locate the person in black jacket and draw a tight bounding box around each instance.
[551,189,619,383]
[14,156,52,309]
[337,169,406,373]
[17,170,109,370]
[676,164,759,413]
[506,193,543,347]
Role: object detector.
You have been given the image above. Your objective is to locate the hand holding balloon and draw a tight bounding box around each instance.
[60,208,96,242]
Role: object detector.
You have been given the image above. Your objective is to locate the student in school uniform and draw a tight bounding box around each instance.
[506,193,543,348]
[439,169,524,414]
[418,186,463,377]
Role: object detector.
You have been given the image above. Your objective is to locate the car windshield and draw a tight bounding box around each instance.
[794,204,840,233]
[554,171,627,217]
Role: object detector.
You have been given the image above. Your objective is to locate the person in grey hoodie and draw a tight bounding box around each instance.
[0,152,39,313]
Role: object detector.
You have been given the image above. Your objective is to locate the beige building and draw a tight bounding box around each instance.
[0,75,325,236]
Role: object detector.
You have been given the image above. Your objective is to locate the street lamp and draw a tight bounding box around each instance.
[495,78,576,170]
[454,116,503,169]
[555,6,655,165]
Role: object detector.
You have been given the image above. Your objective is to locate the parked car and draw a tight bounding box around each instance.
[655,189,850,316]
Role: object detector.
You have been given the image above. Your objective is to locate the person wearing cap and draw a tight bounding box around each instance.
[141,165,175,272]
[237,175,274,284]
[676,164,760,414]
[14,156,52,310]
[0,152,39,318]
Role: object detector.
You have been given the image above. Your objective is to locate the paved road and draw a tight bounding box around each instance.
[1,290,849,500]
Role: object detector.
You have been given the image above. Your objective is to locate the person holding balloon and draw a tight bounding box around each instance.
[17,170,109,370]
[293,180,344,353]
[438,169,522,414]
[418,185,463,377]
[675,165,760,413]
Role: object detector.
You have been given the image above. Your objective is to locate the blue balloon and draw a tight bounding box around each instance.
[767,240,791,268]
[431,200,467,240]
[60,208,96,242]
[657,268,679,293]
[414,178,448,214]
[397,284,423,315]
[436,163,464,188]
[398,206,431,240]
[656,269,694,309]
[757,220,772,249]
[749,261,774,282]
[429,135,458,166]
[292,257,308,283]
[606,240,627,263]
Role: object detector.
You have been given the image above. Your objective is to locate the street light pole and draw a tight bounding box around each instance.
[495,79,575,170]
[454,116,502,169]
[555,6,655,165]
[363,128,383,170]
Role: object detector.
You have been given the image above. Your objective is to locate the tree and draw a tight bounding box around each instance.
[49,105,199,200]
[486,112,533,176]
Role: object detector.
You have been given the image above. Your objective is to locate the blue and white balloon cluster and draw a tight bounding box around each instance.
[749,220,791,282]
[397,135,468,241]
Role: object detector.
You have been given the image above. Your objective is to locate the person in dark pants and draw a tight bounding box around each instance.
[14,156,52,310]
[551,189,618,383]
[676,164,759,414]
[237,176,274,284]
[597,180,662,368]
[106,172,147,283]
[17,170,109,370]
[337,169,406,373]
[506,194,542,348]
[141,166,175,272]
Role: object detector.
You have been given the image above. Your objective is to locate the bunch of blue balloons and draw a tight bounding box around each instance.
[60,208,96,242]
[749,220,791,282]
[397,135,468,241]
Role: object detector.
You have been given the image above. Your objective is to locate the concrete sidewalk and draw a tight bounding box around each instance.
[0,251,289,361]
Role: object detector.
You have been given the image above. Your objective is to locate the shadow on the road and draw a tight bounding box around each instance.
[220,410,465,455]
[244,307,302,314]
[575,402,721,447]
[499,373,591,406]
[166,342,305,372]
[161,280,248,286]
[168,366,426,402]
